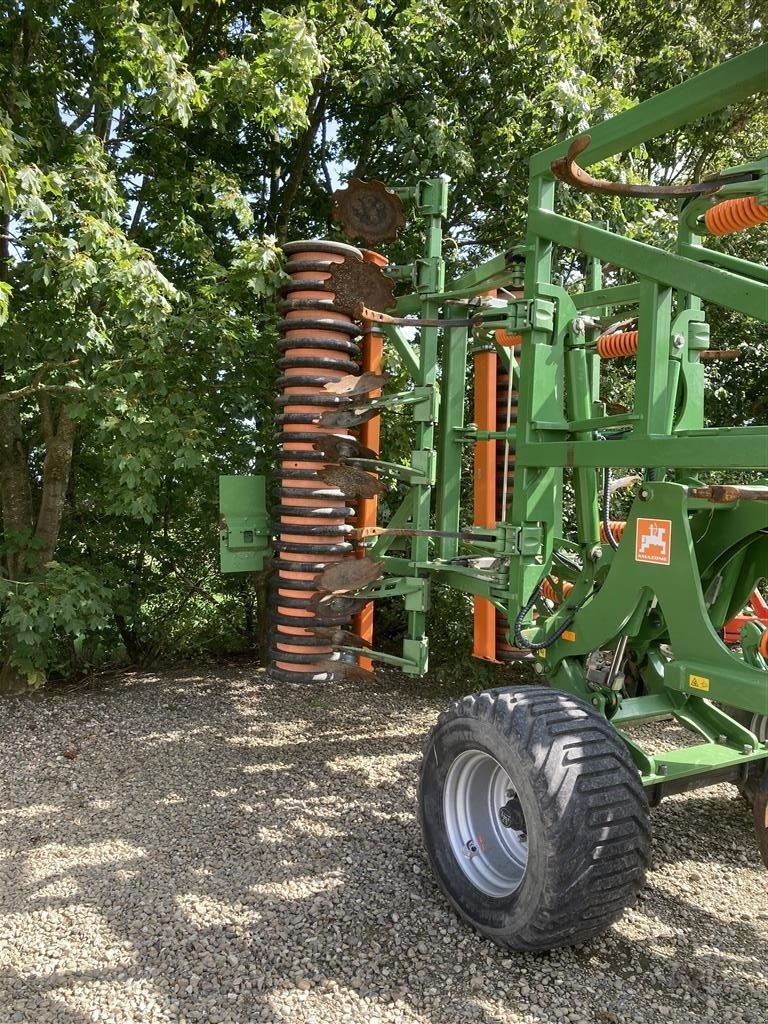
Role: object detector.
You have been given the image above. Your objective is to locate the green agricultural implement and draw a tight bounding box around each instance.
[220,46,768,950]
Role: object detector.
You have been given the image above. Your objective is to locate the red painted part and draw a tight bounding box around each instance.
[351,249,387,670]
[705,195,768,236]
[473,348,500,662]
[723,590,768,645]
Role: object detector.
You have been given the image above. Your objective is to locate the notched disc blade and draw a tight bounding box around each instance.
[323,371,390,396]
[313,435,379,462]
[332,178,406,245]
[316,557,384,595]
[316,406,381,428]
[325,257,396,317]
[310,659,378,683]
[319,464,386,499]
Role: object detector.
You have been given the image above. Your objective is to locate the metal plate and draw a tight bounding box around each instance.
[332,178,406,245]
[326,258,396,317]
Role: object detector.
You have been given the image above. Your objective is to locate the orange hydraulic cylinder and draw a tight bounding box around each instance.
[473,349,500,661]
[352,249,387,669]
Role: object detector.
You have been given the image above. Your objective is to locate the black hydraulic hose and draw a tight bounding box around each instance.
[512,583,578,652]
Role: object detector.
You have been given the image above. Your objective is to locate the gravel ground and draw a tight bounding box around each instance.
[0,663,765,1024]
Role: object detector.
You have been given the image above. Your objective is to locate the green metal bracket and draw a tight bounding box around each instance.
[219,475,271,574]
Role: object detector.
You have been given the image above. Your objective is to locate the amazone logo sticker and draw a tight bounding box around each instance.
[635,518,671,565]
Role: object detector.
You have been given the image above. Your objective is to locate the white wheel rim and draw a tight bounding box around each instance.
[443,749,529,897]
[748,713,768,743]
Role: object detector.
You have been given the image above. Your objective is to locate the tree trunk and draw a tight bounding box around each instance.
[34,399,76,567]
[0,401,33,579]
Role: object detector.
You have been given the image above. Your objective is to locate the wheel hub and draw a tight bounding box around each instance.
[443,750,529,898]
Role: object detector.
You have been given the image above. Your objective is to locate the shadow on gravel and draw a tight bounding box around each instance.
[0,664,765,1024]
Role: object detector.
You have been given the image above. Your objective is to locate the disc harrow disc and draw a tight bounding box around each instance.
[325,256,396,316]
[319,464,385,499]
[316,557,384,595]
[332,178,406,245]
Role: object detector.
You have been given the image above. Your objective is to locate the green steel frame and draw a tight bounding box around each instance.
[344,45,768,793]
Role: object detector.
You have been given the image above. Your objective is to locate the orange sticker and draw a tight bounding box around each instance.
[561,629,576,642]
[635,518,671,565]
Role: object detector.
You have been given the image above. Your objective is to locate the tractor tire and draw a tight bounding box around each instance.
[418,685,651,951]
[725,707,768,806]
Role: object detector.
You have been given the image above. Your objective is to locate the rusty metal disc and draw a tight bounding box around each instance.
[332,178,406,245]
[319,464,385,499]
[309,659,378,682]
[325,257,396,318]
[323,371,390,396]
[316,557,384,595]
[316,406,381,429]
[306,625,372,649]
[314,595,368,619]
[313,435,379,462]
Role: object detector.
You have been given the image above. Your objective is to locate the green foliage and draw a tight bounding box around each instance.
[0,564,112,686]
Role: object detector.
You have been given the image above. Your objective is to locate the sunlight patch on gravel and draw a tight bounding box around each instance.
[0,665,764,1024]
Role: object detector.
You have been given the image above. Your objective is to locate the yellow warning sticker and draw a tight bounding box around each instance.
[562,630,576,642]
[689,674,710,692]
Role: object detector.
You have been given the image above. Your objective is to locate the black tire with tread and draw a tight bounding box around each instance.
[418,685,651,951]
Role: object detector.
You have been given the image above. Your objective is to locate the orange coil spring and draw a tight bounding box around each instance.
[759,628,768,661]
[540,577,574,605]
[704,195,768,236]
[599,520,627,543]
[596,331,638,359]
[494,329,523,347]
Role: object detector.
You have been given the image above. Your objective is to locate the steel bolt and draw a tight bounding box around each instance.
[590,544,603,561]
[639,488,650,501]
[673,333,686,349]
[534,661,544,675]
[742,744,753,755]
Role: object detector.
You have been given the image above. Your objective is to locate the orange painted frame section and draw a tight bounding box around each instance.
[473,349,500,661]
[352,250,387,669]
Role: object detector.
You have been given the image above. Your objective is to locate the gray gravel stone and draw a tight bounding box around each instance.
[0,665,765,1024]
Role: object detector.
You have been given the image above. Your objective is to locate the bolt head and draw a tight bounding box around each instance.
[673,334,686,349]
[590,544,603,561]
